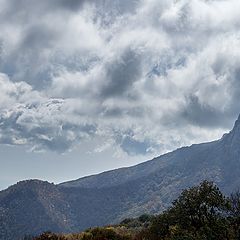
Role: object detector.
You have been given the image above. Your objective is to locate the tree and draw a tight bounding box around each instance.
[171,181,230,239]
[228,191,240,239]
[148,212,172,240]
[148,181,230,240]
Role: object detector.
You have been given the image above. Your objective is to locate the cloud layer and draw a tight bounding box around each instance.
[0,0,240,156]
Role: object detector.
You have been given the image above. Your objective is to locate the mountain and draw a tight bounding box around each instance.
[0,180,76,239]
[1,115,240,239]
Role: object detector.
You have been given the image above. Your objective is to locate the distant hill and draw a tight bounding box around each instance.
[1,115,240,239]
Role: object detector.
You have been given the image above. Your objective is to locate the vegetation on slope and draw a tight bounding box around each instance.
[31,181,240,240]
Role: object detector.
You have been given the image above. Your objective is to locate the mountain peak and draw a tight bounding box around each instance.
[224,114,240,137]
[219,114,240,157]
[232,114,240,131]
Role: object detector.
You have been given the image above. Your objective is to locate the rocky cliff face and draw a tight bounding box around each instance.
[1,116,240,240]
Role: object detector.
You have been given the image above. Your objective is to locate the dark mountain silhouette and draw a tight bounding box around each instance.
[1,115,240,240]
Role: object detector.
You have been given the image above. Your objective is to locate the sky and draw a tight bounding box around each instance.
[1,0,240,190]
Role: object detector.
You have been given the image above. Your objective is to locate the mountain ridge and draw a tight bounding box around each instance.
[59,139,220,189]
[1,115,240,239]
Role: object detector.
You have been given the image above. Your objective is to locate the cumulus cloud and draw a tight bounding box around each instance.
[0,0,240,156]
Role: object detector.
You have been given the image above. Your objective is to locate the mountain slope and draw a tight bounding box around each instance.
[0,180,76,239]
[1,115,240,239]
[61,116,240,194]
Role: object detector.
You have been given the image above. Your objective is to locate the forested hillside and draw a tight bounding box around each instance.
[32,181,240,240]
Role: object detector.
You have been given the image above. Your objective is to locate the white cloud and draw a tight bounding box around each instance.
[0,0,240,156]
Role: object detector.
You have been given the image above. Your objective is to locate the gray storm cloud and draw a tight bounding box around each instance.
[0,0,240,156]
